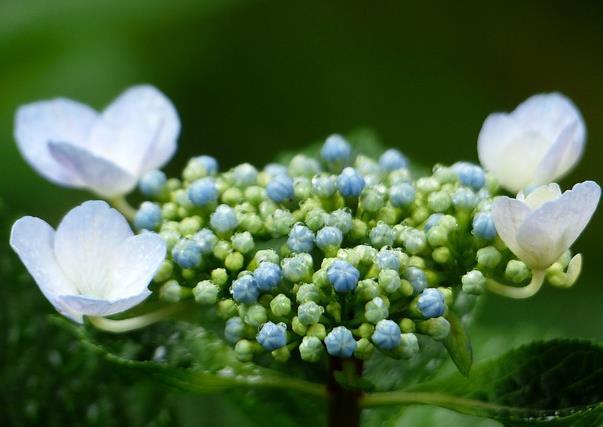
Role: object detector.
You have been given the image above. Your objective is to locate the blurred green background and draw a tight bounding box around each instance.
[1,1,602,426]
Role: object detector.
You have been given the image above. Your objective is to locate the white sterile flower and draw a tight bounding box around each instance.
[492,181,600,270]
[10,200,166,323]
[14,85,180,198]
[478,93,585,193]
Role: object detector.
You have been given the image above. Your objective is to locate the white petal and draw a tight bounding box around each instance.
[54,201,133,299]
[517,181,601,269]
[87,85,180,176]
[106,233,166,300]
[48,141,137,197]
[57,291,151,317]
[477,113,548,193]
[491,197,531,262]
[532,123,579,186]
[519,183,562,210]
[9,216,82,322]
[14,98,98,187]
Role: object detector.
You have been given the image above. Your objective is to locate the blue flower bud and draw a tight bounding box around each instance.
[135,202,162,230]
[389,183,416,207]
[224,317,244,344]
[372,319,401,350]
[210,204,238,234]
[193,155,219,175]
[472,212,497,240]
[452,187,478,210]
[327,259,360,293]
[266,174,294,202]
[254,262,282,291]
[172,238,202,268]
[324,212,351,235]
[404,266,427,294]
[188,177,218,206]
[370,222,394,248]
[316,226,343,253]
[312,174,338,198]
[321,134,352,163]
[232,274,259,303]
[337,167,365,197]
[232,163,258,187]
[454,162,485,190]
[379,149,408,171]
[257,322,287,351]
[191,228,217,255]
[287,224,315,253]
[264,163,288,177]
[139,170,167,197]
[324,326,356,358]
[297,301,324,325]
[417,288,446,318]
[376,249,401,271]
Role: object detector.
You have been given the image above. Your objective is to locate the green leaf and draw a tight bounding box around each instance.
[443,311,473,376]
[362,339,603,425]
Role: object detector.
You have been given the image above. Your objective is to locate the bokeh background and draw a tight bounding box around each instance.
[1,1,601,426]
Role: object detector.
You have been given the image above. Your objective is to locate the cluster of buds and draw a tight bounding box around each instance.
[134,134,561,364]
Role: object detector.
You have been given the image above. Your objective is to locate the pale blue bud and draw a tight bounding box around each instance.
[424,214,443,232]
[188,177,218,206]
[254,262,282,291]
[210,204,238,234]
[172,238,202,268]
[452,187,478,210]
[192,228,217,255]
[327,259,360,293]
[337,167,365,197]
[264,163,288,177]
[389,183,416,207]
[316,226,343,252]
[472,212,497,240]
[454,162,485,190]
[232,163,258,187]
[321,134,352,163]
[417,288,445,318]
[312,174,338,198]
[370,222,395,248]
[266,174,294,202]
[139,170,167,196]
[287,224,315,253]
[135,202,162,230]
[232,274,259,303]
[257,322,287,351]
[404,267,427,294]
[224,317,244,344]
[379,149,408,171]
[375,249,400,271]
[193,155,219,175]
[324,326,356,358]
[372,319,401,350]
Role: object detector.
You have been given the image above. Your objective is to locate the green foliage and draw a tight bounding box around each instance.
[363,340,603,426]
[443,311,472,376]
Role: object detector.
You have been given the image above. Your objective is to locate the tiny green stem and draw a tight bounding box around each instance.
[88,302,190,333]
[485,269,545,299]
[108,196,137,221]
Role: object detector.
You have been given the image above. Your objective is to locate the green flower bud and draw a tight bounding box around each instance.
[234,339,255,362]
[403,229,426,255]
[312,269,330,289]
[160,280,182,303]
[505,260,530,283]
[154,260,174,282]
[304,208,326,231]
[393,333,419,359]
[239,213,263,234]
[357,323,375,339]
[433,165,456,184]
[266,209,294,237]
[399,318,415,333]
[306,323,327,340]
[161,202,179,220]
[365,297,389,324]
[282,253,314,282]
[337,248,360,267]
[388,168,411,184]
[294,177,313,200]
[416,317,450,341]
[378,269,401,294]
[296,283,321,304]
[461,270,486,295]
[411,206,430,225]
[160,230,180,250]
[297,301,324,326]
[416,177,439,193]
[244,185,265,205]
[376,206,398,225]
[270,293,292,317]
[354,245,378,266]
[213,240,232,260]
[360,185,387,213]
[400,279,414,297]
[225,252,245,272]
[299,336,324,362]
[349,219,368,240]
[439,287,453,306]
[211,268,229,287]
[354,338,375,360]
[476,246,502,269]
[426,225,448,247]
[259,200,278,218]
[357,279,380,301]
[217,298,238,319]
[292,316,307,336]
[326,302,342,323]
[427,191,451,212]
[439,215,458,231]
[253,249,280,266]
[222,187,243,205]
[231,231,254,254]
[193,280,219,305]
[432,247,452,264]
[272,346,290,362]
[243,304,268,327]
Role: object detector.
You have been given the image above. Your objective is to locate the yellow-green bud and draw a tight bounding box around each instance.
[193,280,219,305]
[296,283,321,304]
[476,246,502,269]
[349,218,368,240]
[222,187,243,205]
[427,191,451,212]
[179,216,202,236]
[326,302,342,323]
[427,225,448,247]
[354,338,375,360]
[213,240,232,260]
[211,268,229,287]
[461,270,486,295]
[270,293,292,317]
[306,323,327,340]
[160,280,182,303]
[234,339,255,362]
[292,316,307,336]
[357,323,375,338]
[357,279,380,301]
[161,202,179,220]
[272,346,290,362]
[416,317,450,341]
[225,252,245,272]
[299,336,324,362]
[365,297,389,324]
[505,260,530,283]
[432,247,452,264]
[154,260,174,282]
[217,298,238,319]
[378,269,401,294]
[399,318,415,333]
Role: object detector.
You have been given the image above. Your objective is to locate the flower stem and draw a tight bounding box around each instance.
[88,303,190,333]
[485,269,545,299]
[327,357,363,427]
[107,196,137,221]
